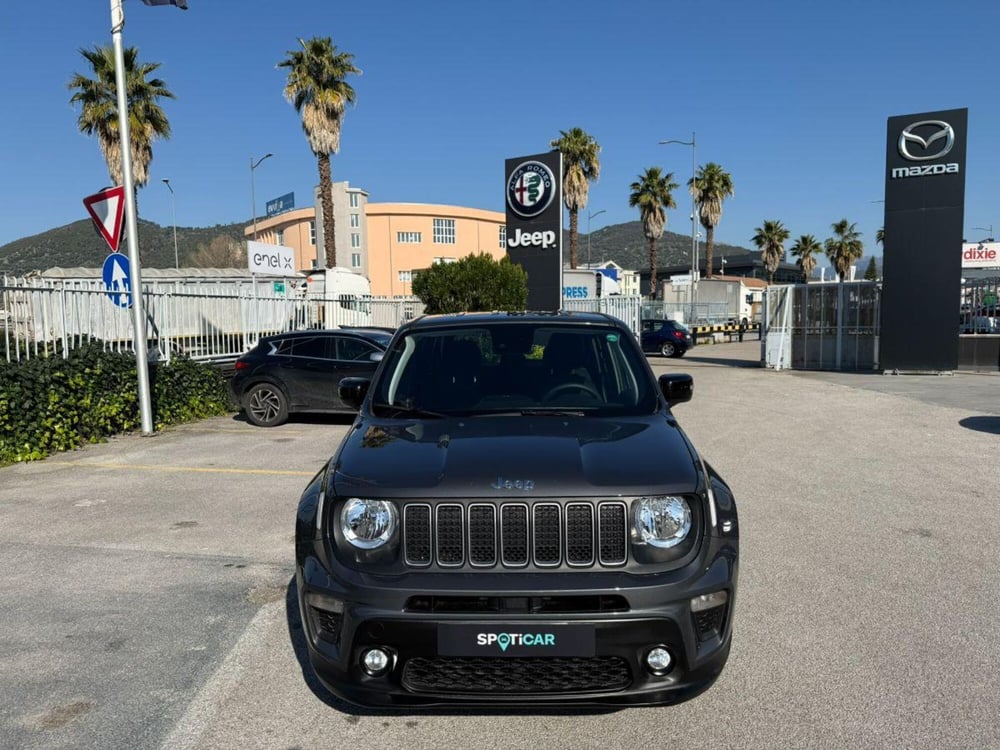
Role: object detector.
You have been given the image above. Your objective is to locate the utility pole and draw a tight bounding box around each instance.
[110,0,153,435]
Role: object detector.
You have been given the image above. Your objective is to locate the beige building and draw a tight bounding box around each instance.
[365,203,506,296]
[245,181,369,276]
[245,186,507,297]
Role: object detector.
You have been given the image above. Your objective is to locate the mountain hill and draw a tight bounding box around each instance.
[0,217,759,277]
[0,219,248,276]
[581,221,756,271]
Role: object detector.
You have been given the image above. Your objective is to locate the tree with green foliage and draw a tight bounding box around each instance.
[629,167,678,298]
[68,45,174,191]
[864,256,878,281]
[825,219,865,281]
[279,37,360,269]
[412,254,528,314]
[550,127,601,269]
[875,227,884,247]
[752,220,791,283]
[688,162,735,278]
[790,234,822,281]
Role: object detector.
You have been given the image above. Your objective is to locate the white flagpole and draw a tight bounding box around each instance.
[111,0,154,435]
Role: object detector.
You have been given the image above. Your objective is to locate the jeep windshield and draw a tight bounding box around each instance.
[370,322,658,417]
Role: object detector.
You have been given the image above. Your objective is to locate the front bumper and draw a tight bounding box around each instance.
[296,548,737,708]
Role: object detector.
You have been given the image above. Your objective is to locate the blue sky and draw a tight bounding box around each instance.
[1,0,998,260]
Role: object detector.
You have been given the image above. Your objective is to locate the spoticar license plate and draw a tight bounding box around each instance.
[437,623,596,657]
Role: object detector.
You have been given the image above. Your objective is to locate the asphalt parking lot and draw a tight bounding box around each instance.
[1,341,998,750]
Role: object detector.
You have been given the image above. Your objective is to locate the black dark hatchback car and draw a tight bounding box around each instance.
[231,328,391,427]
[295,312,738,707]
[640,318,694,357]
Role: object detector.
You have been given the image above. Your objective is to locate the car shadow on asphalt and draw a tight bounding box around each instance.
[673,353,762,369]
[283,577,619,717]
[958,416,1000,434]
[230,412,357,427]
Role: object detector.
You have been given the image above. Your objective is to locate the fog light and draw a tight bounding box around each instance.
[690,590,728,613]
[645,647,673,673]
[362,648,391,676]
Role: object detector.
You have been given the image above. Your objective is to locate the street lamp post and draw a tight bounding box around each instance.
[250,153,273,240]
[659,132,697,281]
[587,209,606,266]
[161,178,178,268]
[972,225,994,240]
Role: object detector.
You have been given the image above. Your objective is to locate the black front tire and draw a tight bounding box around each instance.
[244,382,289,427]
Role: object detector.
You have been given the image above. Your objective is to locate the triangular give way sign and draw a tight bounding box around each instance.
[83,186,126,252]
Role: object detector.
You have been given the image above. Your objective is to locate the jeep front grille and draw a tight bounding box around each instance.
[402,501,628,569]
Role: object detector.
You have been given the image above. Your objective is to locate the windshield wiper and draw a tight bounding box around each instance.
[372,403,450,419]
[521,408,588,416]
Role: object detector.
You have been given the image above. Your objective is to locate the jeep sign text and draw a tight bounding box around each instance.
[506,228,557,249]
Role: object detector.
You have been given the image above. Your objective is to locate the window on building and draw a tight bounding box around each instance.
[351,253,361,268]
[433,257,457,265]
[398,270,412,282]
[499,225,506,248]
[276,229,284,246]
[350,213,360,228]
[433,218,456,244]
[349,193,360,208]
[396,231,422,244]
[351,233,361,248]
[309,220,316,245]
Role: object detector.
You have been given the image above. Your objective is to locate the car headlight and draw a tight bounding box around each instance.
[634,496,691,548]
[340,498,397,549]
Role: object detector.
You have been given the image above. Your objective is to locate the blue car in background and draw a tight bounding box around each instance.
[640,319,694,358]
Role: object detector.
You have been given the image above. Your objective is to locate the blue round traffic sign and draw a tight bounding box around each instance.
[102,253,132,309]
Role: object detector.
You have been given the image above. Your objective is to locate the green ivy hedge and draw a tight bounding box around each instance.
[0,341,235,463]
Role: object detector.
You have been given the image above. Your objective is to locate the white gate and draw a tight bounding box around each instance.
[762,282,880,371]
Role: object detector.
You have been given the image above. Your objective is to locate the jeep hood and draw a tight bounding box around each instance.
[332,414,699,498]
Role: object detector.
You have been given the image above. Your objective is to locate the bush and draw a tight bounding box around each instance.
[412,253,528,314]
[0,342,234,463]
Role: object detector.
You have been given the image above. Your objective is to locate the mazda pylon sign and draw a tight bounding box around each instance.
[505,151,563,310]
[881,108,968,372]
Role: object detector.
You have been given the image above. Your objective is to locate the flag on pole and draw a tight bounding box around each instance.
[141,0,188,8]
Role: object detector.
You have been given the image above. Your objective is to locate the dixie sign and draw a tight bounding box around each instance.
[962,241,999,269]
[247,240,295,275]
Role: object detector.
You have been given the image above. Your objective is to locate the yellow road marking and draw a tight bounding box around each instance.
[59,461,314,477]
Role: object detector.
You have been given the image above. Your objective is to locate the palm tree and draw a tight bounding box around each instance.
[876,227,884,246]
[550,128,601,269]
[279,37,360,269]
[688,162,734,278]
[752,220,791,283]
[824,219,865,281]
[68,45,174,191]
[629,167,678,298]
[790,234,822,281]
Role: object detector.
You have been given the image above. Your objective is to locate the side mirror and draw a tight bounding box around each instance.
[658,373,693,407]
[370,351,384,362]
[339,377,371,410]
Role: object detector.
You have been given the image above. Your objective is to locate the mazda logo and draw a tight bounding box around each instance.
[898,120,955,162]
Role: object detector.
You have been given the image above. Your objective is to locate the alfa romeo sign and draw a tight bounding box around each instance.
[507,160,556,219]
[505,151,563,310]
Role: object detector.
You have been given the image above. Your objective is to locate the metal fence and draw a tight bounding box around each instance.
[959,276,999,334]
[1,277,424,364]
[563,295,642,337]
[763,282,881,371]
[640,301,731,326]
[1,274,646,364]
